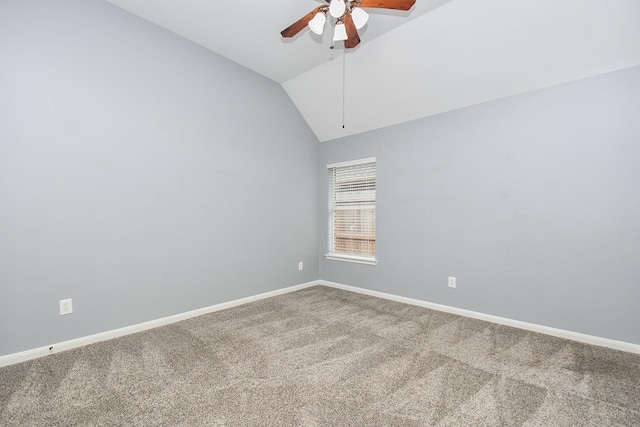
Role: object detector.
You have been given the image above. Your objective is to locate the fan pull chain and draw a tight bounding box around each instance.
[342,48,346,129]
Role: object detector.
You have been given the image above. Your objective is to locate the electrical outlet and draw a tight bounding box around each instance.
[298,261,304,271]
[59,298,73,315]
[448,277,456,288]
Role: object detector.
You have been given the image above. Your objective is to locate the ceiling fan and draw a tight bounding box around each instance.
[281,0,416,49]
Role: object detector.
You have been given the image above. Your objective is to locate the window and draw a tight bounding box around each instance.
[326,157,377,265]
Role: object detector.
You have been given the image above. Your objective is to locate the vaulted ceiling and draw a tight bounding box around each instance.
[105,0,640,142]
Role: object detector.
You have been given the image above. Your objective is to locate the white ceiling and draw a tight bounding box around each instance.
[104,0,453,83]
[105,0,640,142]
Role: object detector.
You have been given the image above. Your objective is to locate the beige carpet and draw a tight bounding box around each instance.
[1,285,639,426]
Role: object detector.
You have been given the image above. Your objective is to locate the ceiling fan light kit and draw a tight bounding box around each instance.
[329,0,347,18]
[308,12,327,35]
[333,22,348,41]
[281,0,415,49]
[350,7,369,30]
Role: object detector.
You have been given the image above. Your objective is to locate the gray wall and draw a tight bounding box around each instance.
[0,0,319,356]
[319,66,640,345]
[1,0,638,358]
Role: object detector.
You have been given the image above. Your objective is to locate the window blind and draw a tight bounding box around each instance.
[327,158,376,262]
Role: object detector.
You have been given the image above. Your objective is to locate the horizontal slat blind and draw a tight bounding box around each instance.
[327,159,376,259]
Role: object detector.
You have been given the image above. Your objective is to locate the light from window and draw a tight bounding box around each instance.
[326,157,377,265]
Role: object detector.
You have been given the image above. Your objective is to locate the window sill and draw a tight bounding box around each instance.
[325,254,378,266]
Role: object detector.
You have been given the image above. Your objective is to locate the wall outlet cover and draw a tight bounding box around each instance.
[59,299,73,315]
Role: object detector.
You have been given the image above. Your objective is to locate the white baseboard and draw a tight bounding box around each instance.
[3,278,637,368]
[0,281,321,368]
[318,280,640,355]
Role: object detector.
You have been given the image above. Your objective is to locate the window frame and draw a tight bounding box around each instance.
[325,157,378,266]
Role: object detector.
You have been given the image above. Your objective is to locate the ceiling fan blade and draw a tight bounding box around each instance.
[343,12,360,49]
[281,6,326,38]
[357,0,416,11]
